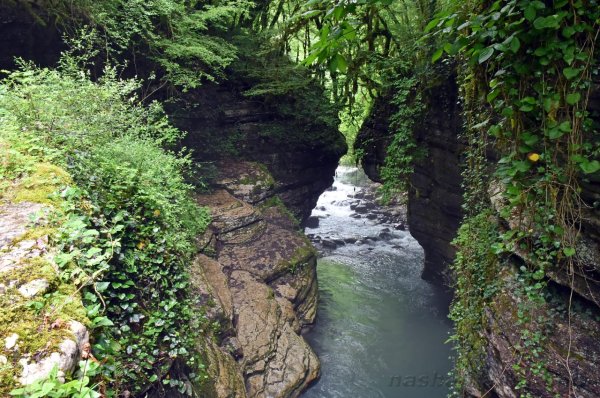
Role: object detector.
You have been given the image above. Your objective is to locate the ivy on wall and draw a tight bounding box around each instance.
[428,0,600,394]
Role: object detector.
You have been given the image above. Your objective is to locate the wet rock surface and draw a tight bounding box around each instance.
[172,81,346,224]
[354,67,463,285]
[407,74,463,285]
[191,161,320,398]
[468,272,600,398]
[305,174,407,253]
[354,71,600,396]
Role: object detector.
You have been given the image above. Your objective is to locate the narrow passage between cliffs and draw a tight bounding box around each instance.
[301,166,453,398]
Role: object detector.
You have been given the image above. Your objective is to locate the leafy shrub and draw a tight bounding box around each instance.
[1,58,210,395]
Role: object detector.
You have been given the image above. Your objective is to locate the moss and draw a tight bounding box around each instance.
[259,196,300,227]
[0,299,71,354]
[0,288,75,395]
[259,195,283,209]
[0,362,18,397]
[2,228,55,255]
[12,163,71,205]
[17,227,54,243]
[0,247,89,395]
[279,244,317,274]
[0,257,57,287]
[238,163,276,191]
[0,153,88,394]
[45,283,90,327]
[253,163,276,187]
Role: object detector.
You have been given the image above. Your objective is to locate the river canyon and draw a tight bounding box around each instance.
[302,166,453,398]
[1,2,599,397]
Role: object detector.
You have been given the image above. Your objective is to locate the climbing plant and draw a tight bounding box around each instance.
[427,0,600,394]
[378,53,427,198]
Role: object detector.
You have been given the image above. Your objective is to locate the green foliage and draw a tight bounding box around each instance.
[233,35,342,132]
[1,59,210,395]
[14,0,253,88]
[10,362,102,398]
[430,0,600,394]
[295,0,444,104]
[338,91,372,165]
[448,210,500,395]
[378,54,427,198]
[271,0,443,192]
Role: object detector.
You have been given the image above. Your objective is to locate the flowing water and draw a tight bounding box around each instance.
[301,166,453,398]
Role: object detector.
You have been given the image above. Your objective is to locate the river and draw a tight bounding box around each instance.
[301,166,453,398]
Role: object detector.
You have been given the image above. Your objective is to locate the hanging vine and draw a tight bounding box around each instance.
[429,0,600,395]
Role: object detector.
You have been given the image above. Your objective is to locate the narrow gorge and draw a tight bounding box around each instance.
[1,1,599,398]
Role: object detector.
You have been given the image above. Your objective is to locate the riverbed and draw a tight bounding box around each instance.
[301,166,453,398]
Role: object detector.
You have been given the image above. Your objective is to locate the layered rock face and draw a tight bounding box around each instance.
[470,188,600,397]
[354,71,464,284]
[467,83,600,398]
[408,75,463,284]
[356,72,600,396]
[469,272,600,398]
[171,82,347,224]
[190,161,320,398]
[353,95,395,183]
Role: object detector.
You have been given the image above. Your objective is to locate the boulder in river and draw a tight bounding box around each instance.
[354,203,375,214]
[304,216,320,229]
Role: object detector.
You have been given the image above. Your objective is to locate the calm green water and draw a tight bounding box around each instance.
[302,167,453,398]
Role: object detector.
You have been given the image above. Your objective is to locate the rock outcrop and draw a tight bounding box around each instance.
[354,95,396,182]
[354,67,464,285]
[467,83,600,398]
[171,79,347,224]
[469,272,600,398]
[356,69,600,397]
[408,73,463,284]
[0,201,89,395]
[191,161,320,398]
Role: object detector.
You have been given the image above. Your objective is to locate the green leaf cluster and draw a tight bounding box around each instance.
[14,0,253,89]
[10,362,102,398]
[429,0,600,394]
[1,58,210,395]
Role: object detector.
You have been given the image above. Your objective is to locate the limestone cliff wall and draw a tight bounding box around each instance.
[355,69,464,284]
[171,82,346,223]
[355,70,600,397]
[468,81,600,398]
[408,74,463,284]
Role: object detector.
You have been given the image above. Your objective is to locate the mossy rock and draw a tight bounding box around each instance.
[11,163,71,205]
[0,162,89,395]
